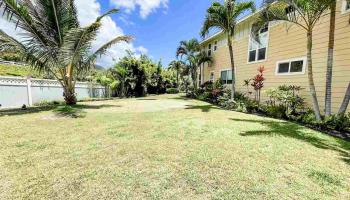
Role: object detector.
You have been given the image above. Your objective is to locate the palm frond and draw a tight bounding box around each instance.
[85,35,133,68]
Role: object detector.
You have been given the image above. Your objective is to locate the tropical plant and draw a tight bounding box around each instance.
[169,60,184,88]
[201,0,255,100]
[189,51,213,89]
[251,0,334,121]
[0,0,132,104]
[251,66,265,103]
[176,39,201,89]
[110,64,130,98]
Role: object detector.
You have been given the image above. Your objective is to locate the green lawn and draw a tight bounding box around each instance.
[0,94,349,199]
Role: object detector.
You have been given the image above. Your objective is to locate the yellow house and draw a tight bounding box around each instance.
[200,0,350,113]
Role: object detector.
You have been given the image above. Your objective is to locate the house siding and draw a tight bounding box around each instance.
[201,1,350,113]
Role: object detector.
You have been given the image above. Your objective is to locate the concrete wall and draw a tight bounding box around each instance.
[0,76,106,108]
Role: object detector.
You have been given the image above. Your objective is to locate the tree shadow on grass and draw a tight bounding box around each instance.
[136,99,158,101]
[169,96,191,101]
[230,117,350,165]
[185,105,221,112]
[0,104,121,117]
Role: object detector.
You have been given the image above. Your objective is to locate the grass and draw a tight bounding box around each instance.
[0,64,43,78]
[0,94,349,199]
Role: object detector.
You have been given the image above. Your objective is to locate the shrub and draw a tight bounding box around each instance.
[323,114,350,132]
[197,91,211,101]
[265,85,305,119]
[34,100,61,107]
[166,88,179,94]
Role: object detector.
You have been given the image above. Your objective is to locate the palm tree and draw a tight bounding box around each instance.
[338,83,350,115]
[325,0,350,116]
[176,39,201,88]
[0,0,132,105]
[324,0,336,116]
[169,60,184,88]
[201,0,255,100]
[251,0,333,121]
[189,51,213,88]
[110,64,130,97]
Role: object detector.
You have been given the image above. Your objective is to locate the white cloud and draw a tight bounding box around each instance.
[75,0,148,67]
[136,46,148,55]
[110,0,168,19]
[0,0,147,68]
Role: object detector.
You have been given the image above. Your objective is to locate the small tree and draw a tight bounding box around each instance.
[251,66,265,103]
[201,0,255,100]
[0,0,132,105]
[169,60,184,88]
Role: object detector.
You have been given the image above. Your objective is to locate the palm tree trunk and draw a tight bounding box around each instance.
[63,79,77,105]
[325,2,336,116]
[227,35,236,100]
[193,67,198,89]
[307,31,321,121]
[176,71,179,88]
[63,64,77,105]
[338,82,350,115]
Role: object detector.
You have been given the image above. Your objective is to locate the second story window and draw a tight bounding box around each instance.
[214,41,218,51]
[248,24,268,63]
[208,44,212,56]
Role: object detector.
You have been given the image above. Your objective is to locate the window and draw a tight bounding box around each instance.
[276,57,306,75]
[220,69,232,84]
[248,24,268,63]
[209,72,215,82]
[214,41,218,51]
[208,44,212,56]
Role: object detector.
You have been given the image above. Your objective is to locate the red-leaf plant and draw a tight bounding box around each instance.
[251,66,265,103]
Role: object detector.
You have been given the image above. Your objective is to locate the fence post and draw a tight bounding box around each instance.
[26,76,33,106]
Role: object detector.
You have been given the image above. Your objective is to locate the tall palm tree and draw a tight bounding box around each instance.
[176,39,201,88]
[252,0,333,121]
[0,0,132,105]
[325,0,350,116]
[324,0,336,116]
[189,51,213,88]
[338,83,350,115]
[169,60,184,88]
[201,0,255,100]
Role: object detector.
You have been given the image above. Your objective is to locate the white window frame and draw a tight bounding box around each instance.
[209,71,215,82]
[220,68,237,85]
[247,24,269,64]
[275,57,307,76]
[342,0,350,14]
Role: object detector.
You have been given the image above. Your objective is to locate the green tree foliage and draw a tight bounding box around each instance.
[0,0,132,104]
[201,0,255,100]
[99,54,176,98]
[251,0,334,121]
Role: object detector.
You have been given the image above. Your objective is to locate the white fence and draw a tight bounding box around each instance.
[0,76,106,108]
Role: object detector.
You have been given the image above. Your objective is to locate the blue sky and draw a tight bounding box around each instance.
[0,0,263,68]
[95,0,265,67]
